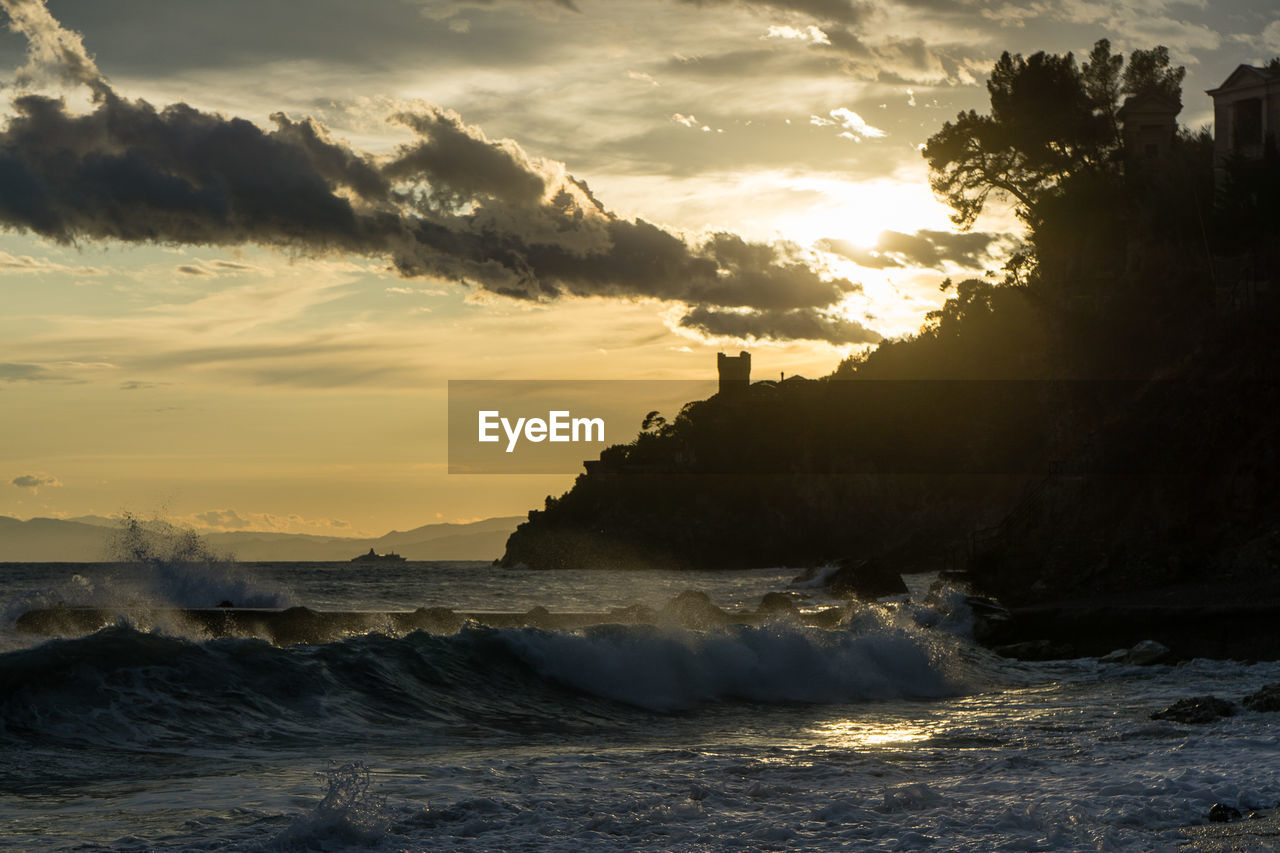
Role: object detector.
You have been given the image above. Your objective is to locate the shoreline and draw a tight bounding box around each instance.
[1181,808,1280,851]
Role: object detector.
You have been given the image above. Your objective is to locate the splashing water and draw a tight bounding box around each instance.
[272,762,390,849]
[103,512,291,608]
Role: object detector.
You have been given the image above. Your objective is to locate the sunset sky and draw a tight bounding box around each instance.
[1,0,1276,535]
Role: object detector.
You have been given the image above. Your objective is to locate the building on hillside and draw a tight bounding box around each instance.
[1207,64,1280,169]
[1118,90,1182,160]
[717,351,750,397]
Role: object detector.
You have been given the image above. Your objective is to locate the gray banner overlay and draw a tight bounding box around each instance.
[449,380,715,474]
[450,379,1273,475]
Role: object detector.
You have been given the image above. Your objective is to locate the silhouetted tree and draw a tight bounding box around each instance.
[640,410,667,433]
[1121,46,1185,101]
[923,39,1184,230]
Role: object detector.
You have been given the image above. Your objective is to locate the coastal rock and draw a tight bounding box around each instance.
[662,590,733,629]
[755,592,800,619]
[808,607,847,628]
[522,605,554,628]
[1208,803,1243,823]
[1125,639,1170,665]
[1101,639,1170,665]
[824,558,908,601]
[408,606,464,634]
[1243,683,1280,712]
[1151,696,1236,724]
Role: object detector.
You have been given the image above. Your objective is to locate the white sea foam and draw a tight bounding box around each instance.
[498,617,965,710]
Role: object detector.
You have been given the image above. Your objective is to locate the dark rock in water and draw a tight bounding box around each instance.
[790,566,819,585]
[755,592,800,619]
[522,605,554,628]
[661,590,732,629]
[992,639,1076,660]
[1124,639,1170,665]
[824,558,908,601]
[1243,683,1280,712]
[1151,696,1236,724]
[1208,803,1243,823]
[1100,639,1170,665]
[408,606,464,634]
[606,604,656,624]
[808,607,846,628]
[217,600,234,608]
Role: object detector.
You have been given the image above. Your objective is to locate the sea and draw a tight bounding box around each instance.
[2,554,1279,852]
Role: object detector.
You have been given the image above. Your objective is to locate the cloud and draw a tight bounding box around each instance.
[819,229,1011,270]
[0,249,103,274]
[174,258,263,277]
[176,264,214,276]
[192,509,253,529]
[0,0,871,344]
[187,508,355,533]
[1,0,109,97]
[674,0,872,25]
[679,304,881,344]
[11,472,61,491]
[810,107,887,140]
[765,25,831,44]
[0,361,56,381]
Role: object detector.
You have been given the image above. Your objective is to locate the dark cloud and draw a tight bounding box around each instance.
[176,264,213,276]
[819,229,1010,270]
[0,0,556,77]
[675,0,872,25]
[0,361,54,380]
[386,106,547,208]
[0,0,873,344]
[819,28,975,84]
[680,304,881,344]
[11,472,60,490]
[464,0,581,10]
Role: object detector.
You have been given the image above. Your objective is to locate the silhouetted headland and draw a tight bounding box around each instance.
[500,45,1280,658]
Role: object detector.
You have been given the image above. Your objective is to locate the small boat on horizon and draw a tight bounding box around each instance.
[351,548,406,563]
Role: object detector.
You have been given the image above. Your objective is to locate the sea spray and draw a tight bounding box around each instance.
[107,512,291,609]
[271,761,390,850]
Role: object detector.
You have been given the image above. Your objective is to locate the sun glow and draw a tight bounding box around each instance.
[765,175,956,250]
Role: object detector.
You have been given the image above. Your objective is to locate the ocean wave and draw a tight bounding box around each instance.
[499,616,966,711]
[0,612,980,751]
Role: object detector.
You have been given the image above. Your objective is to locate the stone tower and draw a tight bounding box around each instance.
[717,351,750,397]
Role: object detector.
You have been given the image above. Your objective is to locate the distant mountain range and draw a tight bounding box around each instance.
[0,515,524,562]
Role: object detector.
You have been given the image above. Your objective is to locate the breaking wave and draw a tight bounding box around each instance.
[1,514,291,630]
[0,611,983,754]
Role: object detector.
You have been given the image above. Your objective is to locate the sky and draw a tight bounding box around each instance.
[0,0,1276,536]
